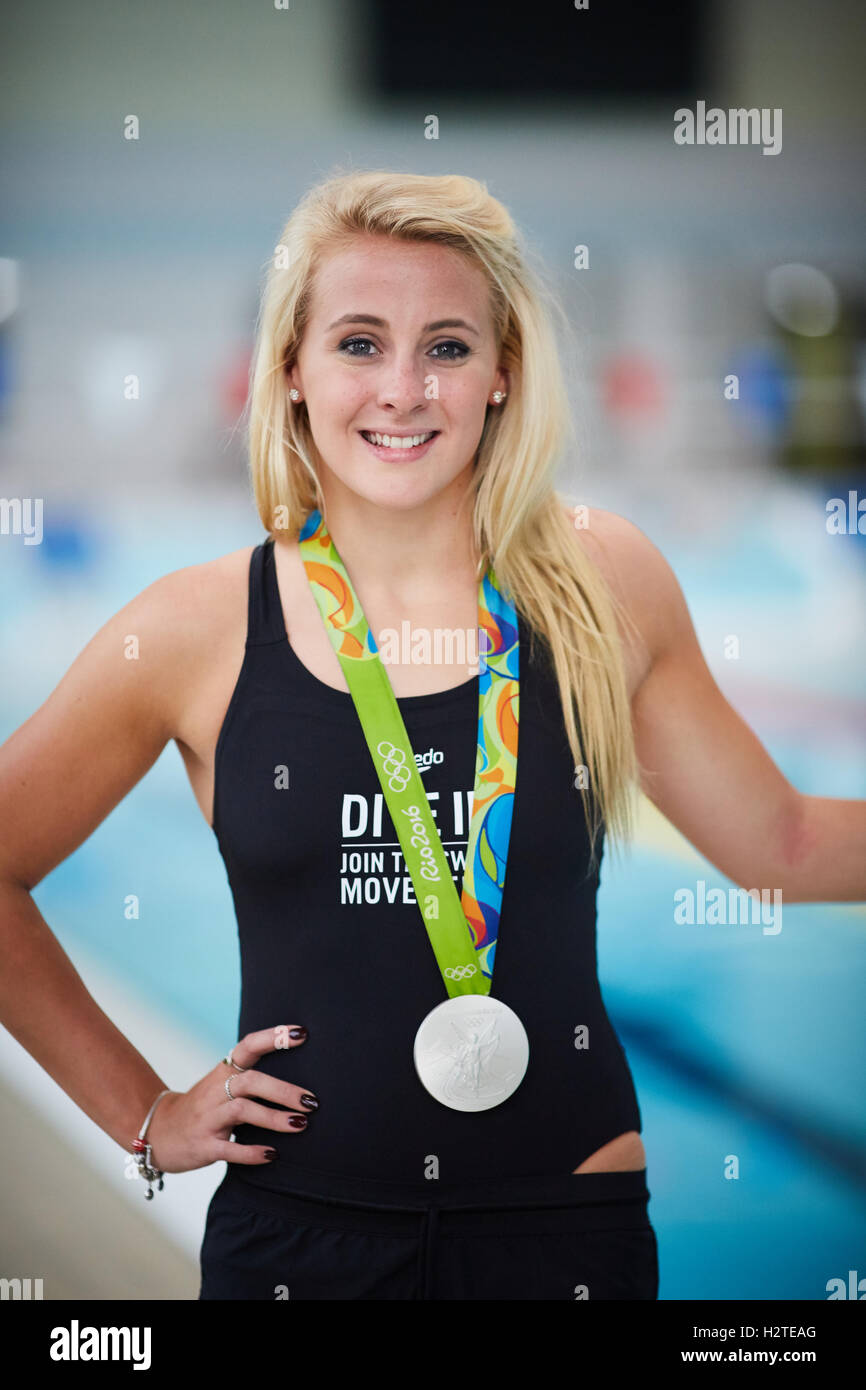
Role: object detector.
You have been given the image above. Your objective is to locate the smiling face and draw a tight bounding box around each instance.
[286,233,509,515]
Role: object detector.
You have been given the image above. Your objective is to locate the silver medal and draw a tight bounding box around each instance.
[413,994,529,1112]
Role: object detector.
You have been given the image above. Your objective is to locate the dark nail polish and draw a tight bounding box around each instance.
[289,1027,308,1040]
[300,1094,318,1109]
[264,1148,277,1162]
[288,1115,307,1129]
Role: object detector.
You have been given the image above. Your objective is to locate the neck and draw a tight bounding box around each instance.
[315,473,480,602]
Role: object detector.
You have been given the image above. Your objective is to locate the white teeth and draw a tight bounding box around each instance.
[362,431,435,448]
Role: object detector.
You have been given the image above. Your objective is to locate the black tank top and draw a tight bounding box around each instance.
[212,537,642,1187]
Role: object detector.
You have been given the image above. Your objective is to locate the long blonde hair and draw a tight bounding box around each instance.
[247,168,641,868]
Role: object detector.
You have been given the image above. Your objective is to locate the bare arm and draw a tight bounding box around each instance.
[0,573,189,1151]
[0,557,318,1174]
[576,507,866,902]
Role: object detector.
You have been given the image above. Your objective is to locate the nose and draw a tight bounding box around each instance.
[374,352,430,414]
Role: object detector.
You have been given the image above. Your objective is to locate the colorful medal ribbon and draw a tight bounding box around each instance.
[298,508,519,998]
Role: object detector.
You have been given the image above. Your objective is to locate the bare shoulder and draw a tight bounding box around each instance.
[563,502,670,602]
[0,543,257,889]
[127,544,256,737]
[132,543,254,643]
[560,500,691,686]
[29,541,257,751]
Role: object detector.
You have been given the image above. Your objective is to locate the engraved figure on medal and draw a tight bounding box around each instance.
[439,1009,515,1105]
[414,995,530,1111]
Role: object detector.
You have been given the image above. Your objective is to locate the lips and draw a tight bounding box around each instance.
[359,430,439,447]
[357,429,441,461]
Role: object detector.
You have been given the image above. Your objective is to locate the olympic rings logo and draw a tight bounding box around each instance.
[376,740,412,791]
[444,964,478,980]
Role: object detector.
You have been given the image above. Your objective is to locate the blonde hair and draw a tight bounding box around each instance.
[247,168,641,867]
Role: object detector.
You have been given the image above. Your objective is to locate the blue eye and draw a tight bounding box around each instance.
[339,337,378,357]
[430,340,470,360]
[337,337,470,360]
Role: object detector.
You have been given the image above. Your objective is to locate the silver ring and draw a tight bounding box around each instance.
[223,1050,246,1073]
[224,1075,237,1101]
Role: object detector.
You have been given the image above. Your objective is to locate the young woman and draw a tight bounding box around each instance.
[1,170,863,1302]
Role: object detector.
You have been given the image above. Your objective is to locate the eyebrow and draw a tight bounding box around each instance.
[325,313,480,336]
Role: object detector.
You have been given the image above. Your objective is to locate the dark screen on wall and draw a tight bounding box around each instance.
[367,0,706,102]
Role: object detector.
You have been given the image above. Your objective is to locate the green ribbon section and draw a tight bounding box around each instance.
[298,512,518,1000]
[329,647,488,998]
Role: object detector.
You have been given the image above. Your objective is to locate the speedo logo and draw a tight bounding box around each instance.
[415,747,444,772]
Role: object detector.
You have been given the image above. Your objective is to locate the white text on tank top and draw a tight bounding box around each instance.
[339,746,473,907]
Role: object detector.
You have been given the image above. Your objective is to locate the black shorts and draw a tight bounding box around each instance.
[198,1164,659,1301]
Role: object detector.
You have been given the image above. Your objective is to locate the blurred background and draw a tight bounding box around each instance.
[0,0,864,1301]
